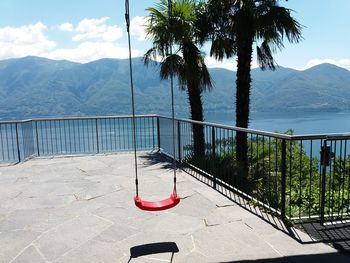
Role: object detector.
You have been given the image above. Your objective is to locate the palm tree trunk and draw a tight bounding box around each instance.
[235,36,253,187]
[187,83,205,156]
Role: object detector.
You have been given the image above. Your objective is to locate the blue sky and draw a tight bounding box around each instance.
[0,0,349,71]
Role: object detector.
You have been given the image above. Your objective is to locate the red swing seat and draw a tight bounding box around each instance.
[134,192,180,211]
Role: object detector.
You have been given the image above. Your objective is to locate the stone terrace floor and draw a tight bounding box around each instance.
[0,153,349,263]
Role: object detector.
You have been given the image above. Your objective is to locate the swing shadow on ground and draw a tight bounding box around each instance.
[137,152,350,258]
[127,242,179,263]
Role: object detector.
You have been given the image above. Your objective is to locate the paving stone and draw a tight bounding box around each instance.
[74,181,122,201]
[12,245,46,263]
[140,212,204,235]
[0,230,41,263]
[92,204,156,228]
[34,214,112,261]
[192,222,281,261]
[0,208,56,232]
[55,239,125,263]
[193,186,236,207]
[94,223,135,244]
[171,192,216,219]
[204,206,243,226]
[2,193,76,211]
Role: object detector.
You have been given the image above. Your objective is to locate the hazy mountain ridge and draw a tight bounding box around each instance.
[0,56,349,120]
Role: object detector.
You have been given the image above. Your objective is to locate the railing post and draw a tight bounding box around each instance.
[21,122,27,160]
[320,139,329,225]
[212,126,216,188]
[157,116,161,151]
[177,120,181,162]
[15,123,21,162]
[35,121,40,156]
[95,118,99,153]
[281,139,287,221]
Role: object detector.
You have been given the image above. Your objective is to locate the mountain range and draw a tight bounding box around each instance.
[0,56,350,120]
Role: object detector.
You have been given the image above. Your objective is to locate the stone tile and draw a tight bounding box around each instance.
[55,239,125,263]
[0,230,41,263]
[1,194,76,211]
[192,222,281,261]
[34,214,112,261]
[74,181,122,201]
[74,157,109,172]
[171,192,216,219]
[139,212,204,235]
[0,208,56,232]
[204,206,243,226]
[193,186,235,207]
[94,223,136,243]
[12,245,46,263]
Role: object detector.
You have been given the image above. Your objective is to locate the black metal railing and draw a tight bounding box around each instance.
[158,116,350,224]
[0,115,157,163]
[0,121,21,162]
[1,114,350,224]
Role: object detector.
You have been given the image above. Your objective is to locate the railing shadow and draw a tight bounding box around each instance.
[127,242,179,263]
[297,222,350,255]
[221,252,349,263]
[179,159,350,257]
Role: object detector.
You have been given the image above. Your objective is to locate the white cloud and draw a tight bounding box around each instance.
[205,57,236,71]
[0,22,56,59]
[58,22,74,32]
[205,57,259,71]
[0,19,140,63]
[304,58,350,71]
[72,17,123,42]
[44,41,140,63]
[130,16,147,41]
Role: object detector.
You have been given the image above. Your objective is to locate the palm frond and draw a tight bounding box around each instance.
[143,47,158,66]
[145,0,214,94]
[256,41,276,70]
[257,5,303,49]
[210,38,236,61]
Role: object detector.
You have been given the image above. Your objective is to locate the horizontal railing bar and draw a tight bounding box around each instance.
[21,119,33,123]
[290,212,350,221]
[3,114,350,140]
[158,115,350,140]
[0,114,158,124]
[291,133,350,140]
[158,115,292,139]
[32,114,158,122]
[0,120,21,124]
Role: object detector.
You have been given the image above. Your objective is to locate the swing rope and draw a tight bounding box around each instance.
[125,0,180,211]
[168,0,178,196]
[125,0,139,197]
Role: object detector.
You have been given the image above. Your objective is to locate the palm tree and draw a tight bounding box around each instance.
[144,0,213,156]
[198,0,302,180]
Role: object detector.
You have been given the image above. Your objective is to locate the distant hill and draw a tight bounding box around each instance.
[0,56,349,120]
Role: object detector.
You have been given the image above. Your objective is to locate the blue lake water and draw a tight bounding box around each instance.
[205,111,350,135]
